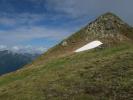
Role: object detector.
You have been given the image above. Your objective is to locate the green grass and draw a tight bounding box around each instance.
[0,43,132,100]
[0,12,132,100]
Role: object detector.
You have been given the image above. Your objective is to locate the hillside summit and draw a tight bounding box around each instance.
[30,12,133,66]
[0,12,132,100]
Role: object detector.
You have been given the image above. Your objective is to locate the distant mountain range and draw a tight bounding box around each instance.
[0,12,132,100]
[0,50,39,75]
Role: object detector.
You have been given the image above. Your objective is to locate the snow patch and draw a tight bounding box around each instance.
[75,40,103,52]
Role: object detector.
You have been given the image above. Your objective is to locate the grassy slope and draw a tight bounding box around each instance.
[0,13,132,100]
[0,42,132,100]
[27,13,133,68]
[27,26,89,67]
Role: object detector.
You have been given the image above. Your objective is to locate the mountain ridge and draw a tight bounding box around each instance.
[28,12,133,67]
[0,50,39,75]
[0,12,132,100]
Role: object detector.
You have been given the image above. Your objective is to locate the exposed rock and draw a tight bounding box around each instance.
[62,41,68,46]
[85,12,132,43]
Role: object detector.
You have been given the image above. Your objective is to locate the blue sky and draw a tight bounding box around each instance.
[0,0,133,53]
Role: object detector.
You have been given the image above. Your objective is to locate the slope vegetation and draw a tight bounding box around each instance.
[0,42,132,100]
[29,12,133,67]
[0,12,132,100]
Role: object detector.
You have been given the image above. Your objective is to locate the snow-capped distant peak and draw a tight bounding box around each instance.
[75,40,103,52]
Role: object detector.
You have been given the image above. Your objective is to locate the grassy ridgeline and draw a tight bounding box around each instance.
[0,12,133,100]
[0,43,132,100]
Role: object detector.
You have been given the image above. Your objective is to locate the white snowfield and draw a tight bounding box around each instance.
[74,40,103,52]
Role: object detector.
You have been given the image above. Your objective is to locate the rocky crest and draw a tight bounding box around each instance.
[60,12,132,48]
[30,12,133,66]
[84,12,132,42]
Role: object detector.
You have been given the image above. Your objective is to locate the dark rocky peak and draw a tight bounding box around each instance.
[97,12,126,25]
[88,12,126,30]
[59,12,132,49]
[87,12,131,37]
[78,12,133,46]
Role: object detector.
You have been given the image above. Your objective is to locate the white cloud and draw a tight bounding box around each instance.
[11,45,47,54]
[1,0,133,26]
[0,45,46,53]
[12,46,20,51]
[0,17,16,26]
[0,13,46,26]
[0,45,7,50]
[0,25,71,46]
[44,0,133,25]
[0,0,133,51]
